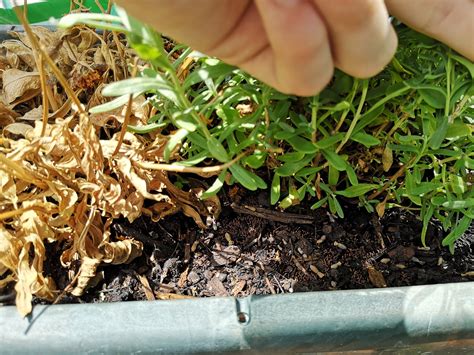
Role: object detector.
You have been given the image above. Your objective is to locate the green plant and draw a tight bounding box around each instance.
[59,10,473,252]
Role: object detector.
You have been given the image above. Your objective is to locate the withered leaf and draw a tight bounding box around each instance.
[4,123,34,137]
[376,201,386,218]
[20,106,44,121]
[0,23,219,316]
[0,101,20,126]
[101,239,143,265]
[70,257,101,297]
[2,69,41,104]
[0,40,36,69]
[382,146,393,172]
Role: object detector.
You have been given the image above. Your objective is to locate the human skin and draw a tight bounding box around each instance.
[115,0,474,96]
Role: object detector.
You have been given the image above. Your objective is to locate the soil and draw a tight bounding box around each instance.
[30,188,474,305]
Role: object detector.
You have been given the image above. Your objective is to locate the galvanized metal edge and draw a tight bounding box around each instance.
[0,282,473,354]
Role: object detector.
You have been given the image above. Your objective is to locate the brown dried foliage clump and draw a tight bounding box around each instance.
[0,25,218,316]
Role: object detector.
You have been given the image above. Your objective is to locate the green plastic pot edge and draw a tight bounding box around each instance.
[0,0,110,24]
[0,282,473,353]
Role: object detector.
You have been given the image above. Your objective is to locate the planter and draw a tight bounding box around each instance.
[1,3,473,354]
[1,282,473,353]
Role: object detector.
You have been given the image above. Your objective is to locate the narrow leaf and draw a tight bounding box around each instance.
[322,149,346,171]
[207,137,229,163]
[336,184,379,198]
[271,174,281,205]
[351,132,381,147]
[201,171,227,199]
[164,128,188,161]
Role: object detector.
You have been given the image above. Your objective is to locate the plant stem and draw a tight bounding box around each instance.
[311,95,319,143]
[336,79,368,153]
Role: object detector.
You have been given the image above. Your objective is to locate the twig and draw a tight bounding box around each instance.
[231,203,315,224]
[368,156,417,200]
[37,54,49,136]
[137,274,156,301]
[52,272,80,305]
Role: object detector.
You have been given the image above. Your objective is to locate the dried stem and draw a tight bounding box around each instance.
[136,152,247,177]
[113,57,139,156]
[37,54,49,136]
[368,156,417,200]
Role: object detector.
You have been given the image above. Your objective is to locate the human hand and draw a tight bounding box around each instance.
[386,0,474,61]
[115,0,474,96]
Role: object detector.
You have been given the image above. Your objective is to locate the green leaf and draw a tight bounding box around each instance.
[164,128,188,161]
[286,136,319,154]
[89,93,140,114]
[184,62,236,89]
[322,149,346,171]
[336,184,379,198]
[354,104,386,133]
[279,183,300,209]
[102,77,180,107]
[58,13,127,32]
[441,199,474,210]
[328,164,340,186]
[446,122,472,139]
[336,100,352,111]
[421,204,435,247]
[127,122,167,134]
[429,117,449,150]
[245,152,267,170]
[351,132,381,147]
[328,196,344,218]
[201,171,227,199]
[173,111,198,132]
[311,197,328,210]
[132,43,161,61]
[316,133,344,149]
[460,157,474,169]
[449,175,467,195]
[345,163,359,186]
[230,164,266,191]
[278,151,306,163]
[216,105,239,123]
[101,78,166,96]
[431,196,447,206]
[271,174,281,205]
[442,216,472,249]
[419,88,446,109]
[274,130,297,140]
[407,182,441,196]
[275,155,314,177]
[207,137,229,163]
[451,54,474,78]
[296,166,323,177]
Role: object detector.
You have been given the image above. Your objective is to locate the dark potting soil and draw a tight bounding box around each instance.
[31,189,474,305]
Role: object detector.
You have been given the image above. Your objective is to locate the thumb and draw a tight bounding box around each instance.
[386,0,474,61]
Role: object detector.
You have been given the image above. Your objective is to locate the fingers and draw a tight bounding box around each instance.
[114,0,251,50]
[313,0,398,78]
[253,0,333,96]
[386,0,474,61]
